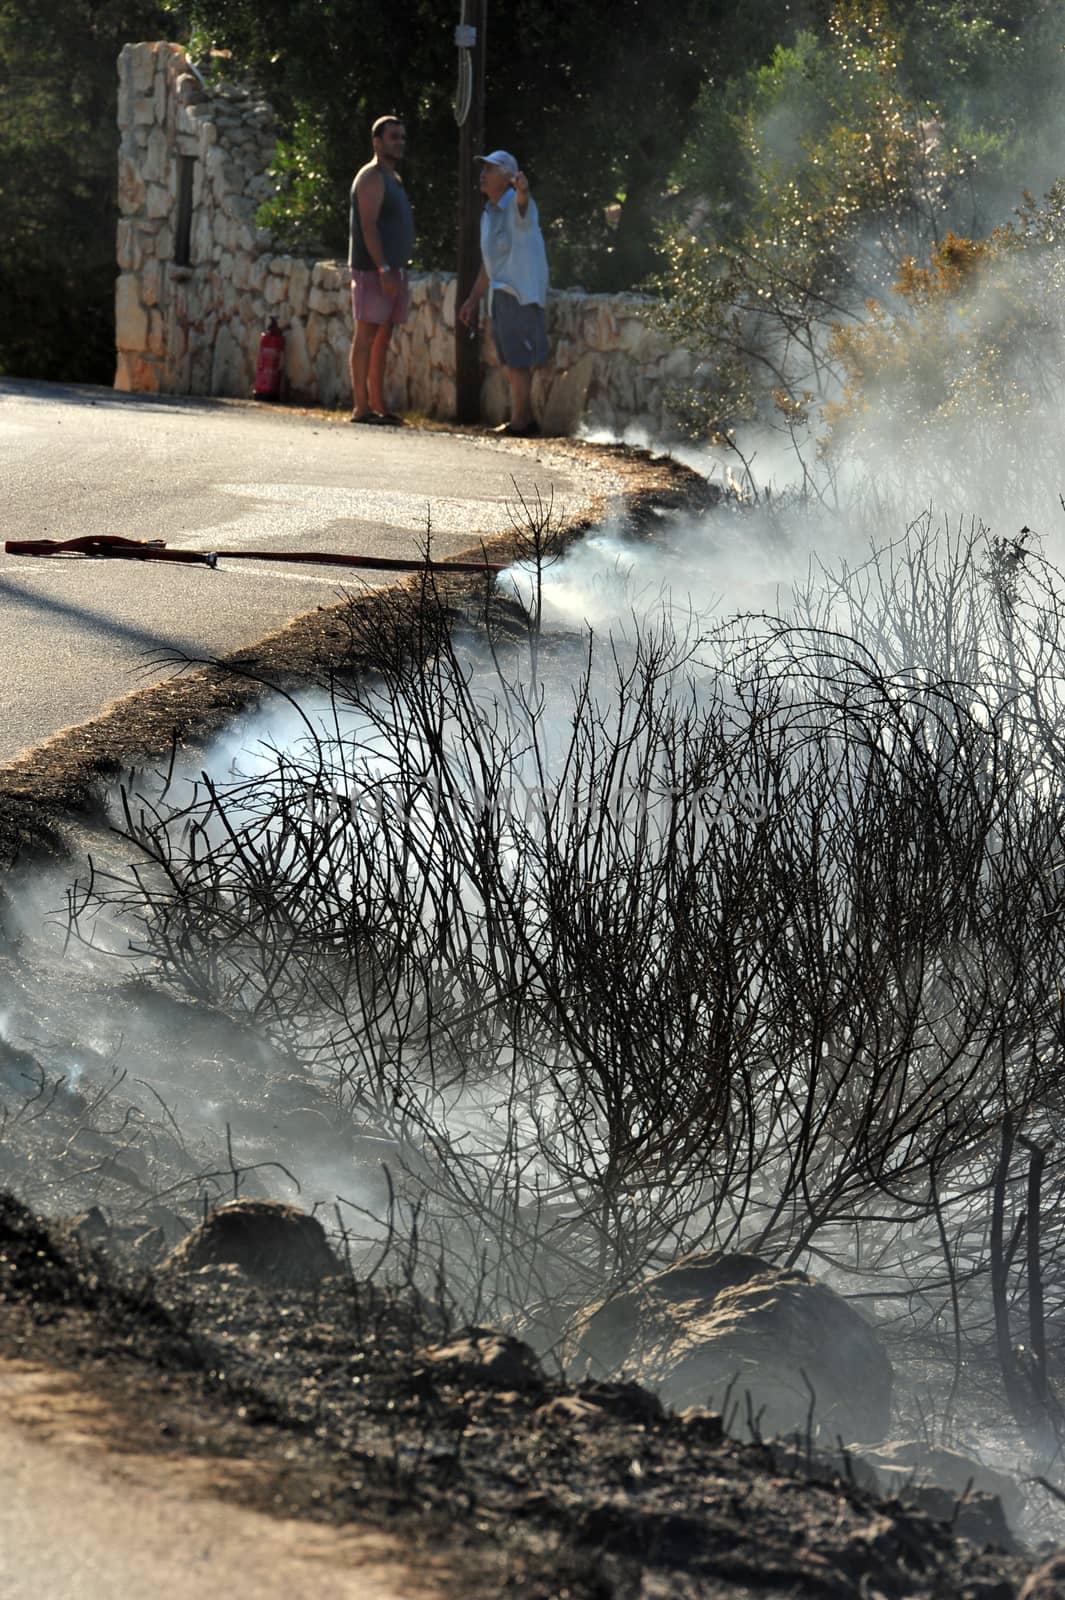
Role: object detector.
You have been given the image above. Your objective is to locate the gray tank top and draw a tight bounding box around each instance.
[349,166,415,271]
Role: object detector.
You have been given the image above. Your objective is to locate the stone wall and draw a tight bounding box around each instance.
[115,42,699,435]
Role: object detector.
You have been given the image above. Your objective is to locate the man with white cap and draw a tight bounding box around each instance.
[458,149,549,437]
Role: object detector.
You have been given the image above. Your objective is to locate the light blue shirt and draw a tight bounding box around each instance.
[480,188,549,308]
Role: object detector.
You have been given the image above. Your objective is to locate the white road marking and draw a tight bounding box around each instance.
[161,483,519,549]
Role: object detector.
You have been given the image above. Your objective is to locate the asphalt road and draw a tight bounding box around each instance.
[0,379,610,766]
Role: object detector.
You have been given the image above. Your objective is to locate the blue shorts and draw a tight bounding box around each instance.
[490,290,548,369]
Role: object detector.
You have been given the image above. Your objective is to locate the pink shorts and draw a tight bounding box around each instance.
[351,268,410,326]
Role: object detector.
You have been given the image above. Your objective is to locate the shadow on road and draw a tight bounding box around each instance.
[0,376,268,421]
[0,575,212,667]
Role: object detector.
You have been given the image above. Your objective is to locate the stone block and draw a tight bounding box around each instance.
[284,320,314,393]
[117,158,146,214]
[428,323,451,370]
[190,214,212,262]
[113,350,136,391]
[143,125,169,185]
[204,144,227,185]
[133,95,156,127]
[479,367,509,426]
[305,314,324,359]
[327,315,352,358]
[287,259,310,309]
[221,193,256,224]
[581,300,619,351]
[432,374,457,419]
[147,309,166,356]
[129,42,157,96]
[175,73,206,108]
[154,68,167,124]
[312,262,344,291]
[115,274,148,352]
[539,351,599,437]
[616,314,661,362]
[212,214,237,254]
[116,220,135,272]
[141,260,162,307]
[175,129,200,157]
[263,274,285,306]
[314,347,341,409]
[146,182,170,221]
[210,321,251,397]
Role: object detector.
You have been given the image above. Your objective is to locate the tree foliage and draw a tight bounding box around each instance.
[656,0,1065,445]
[168,0,831,291]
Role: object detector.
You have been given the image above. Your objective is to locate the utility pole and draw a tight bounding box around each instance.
[454,0,486,423]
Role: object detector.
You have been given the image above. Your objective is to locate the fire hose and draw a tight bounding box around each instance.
[4,534,506,575]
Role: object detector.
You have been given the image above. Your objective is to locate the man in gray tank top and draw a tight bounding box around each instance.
[347,116,416,424]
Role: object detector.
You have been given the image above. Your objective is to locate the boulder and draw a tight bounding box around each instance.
[574,1252,892,1443]
[164,1197,337,1286]
[856,1439,1023,1530]
[420,1329,544,1392]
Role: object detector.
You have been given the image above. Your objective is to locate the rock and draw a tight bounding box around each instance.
[163,1198,338,1286]
[420,1329,544,1391]
[576,1379,665,1426]
[536,1395,608,1427]
[857,1439,1024,1529]
[574,1252,892,1443]
[908,1483,1015,1551]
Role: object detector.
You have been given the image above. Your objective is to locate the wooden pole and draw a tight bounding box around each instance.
[455,0,486,423]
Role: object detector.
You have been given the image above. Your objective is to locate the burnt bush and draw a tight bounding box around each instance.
[65,519,1065,1432]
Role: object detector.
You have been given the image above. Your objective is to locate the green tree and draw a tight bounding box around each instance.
[165,0,824,291]
[658,0,1065,442]
[658,2,956,438]
[0,0,173,381]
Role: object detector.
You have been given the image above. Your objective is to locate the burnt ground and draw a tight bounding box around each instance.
[0,432,1051,1596]
[0,1193,1037,1600]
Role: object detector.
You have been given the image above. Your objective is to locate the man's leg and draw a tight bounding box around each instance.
[349,319,382,418]
[367,323,395,415]
[505,365,533,429]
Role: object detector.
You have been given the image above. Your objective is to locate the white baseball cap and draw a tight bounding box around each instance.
[475,149,518,178]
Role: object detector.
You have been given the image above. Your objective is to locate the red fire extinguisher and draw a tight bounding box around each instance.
[252,318,285,401]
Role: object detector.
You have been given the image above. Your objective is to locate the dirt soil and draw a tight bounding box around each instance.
[0,1193,1036,1600]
